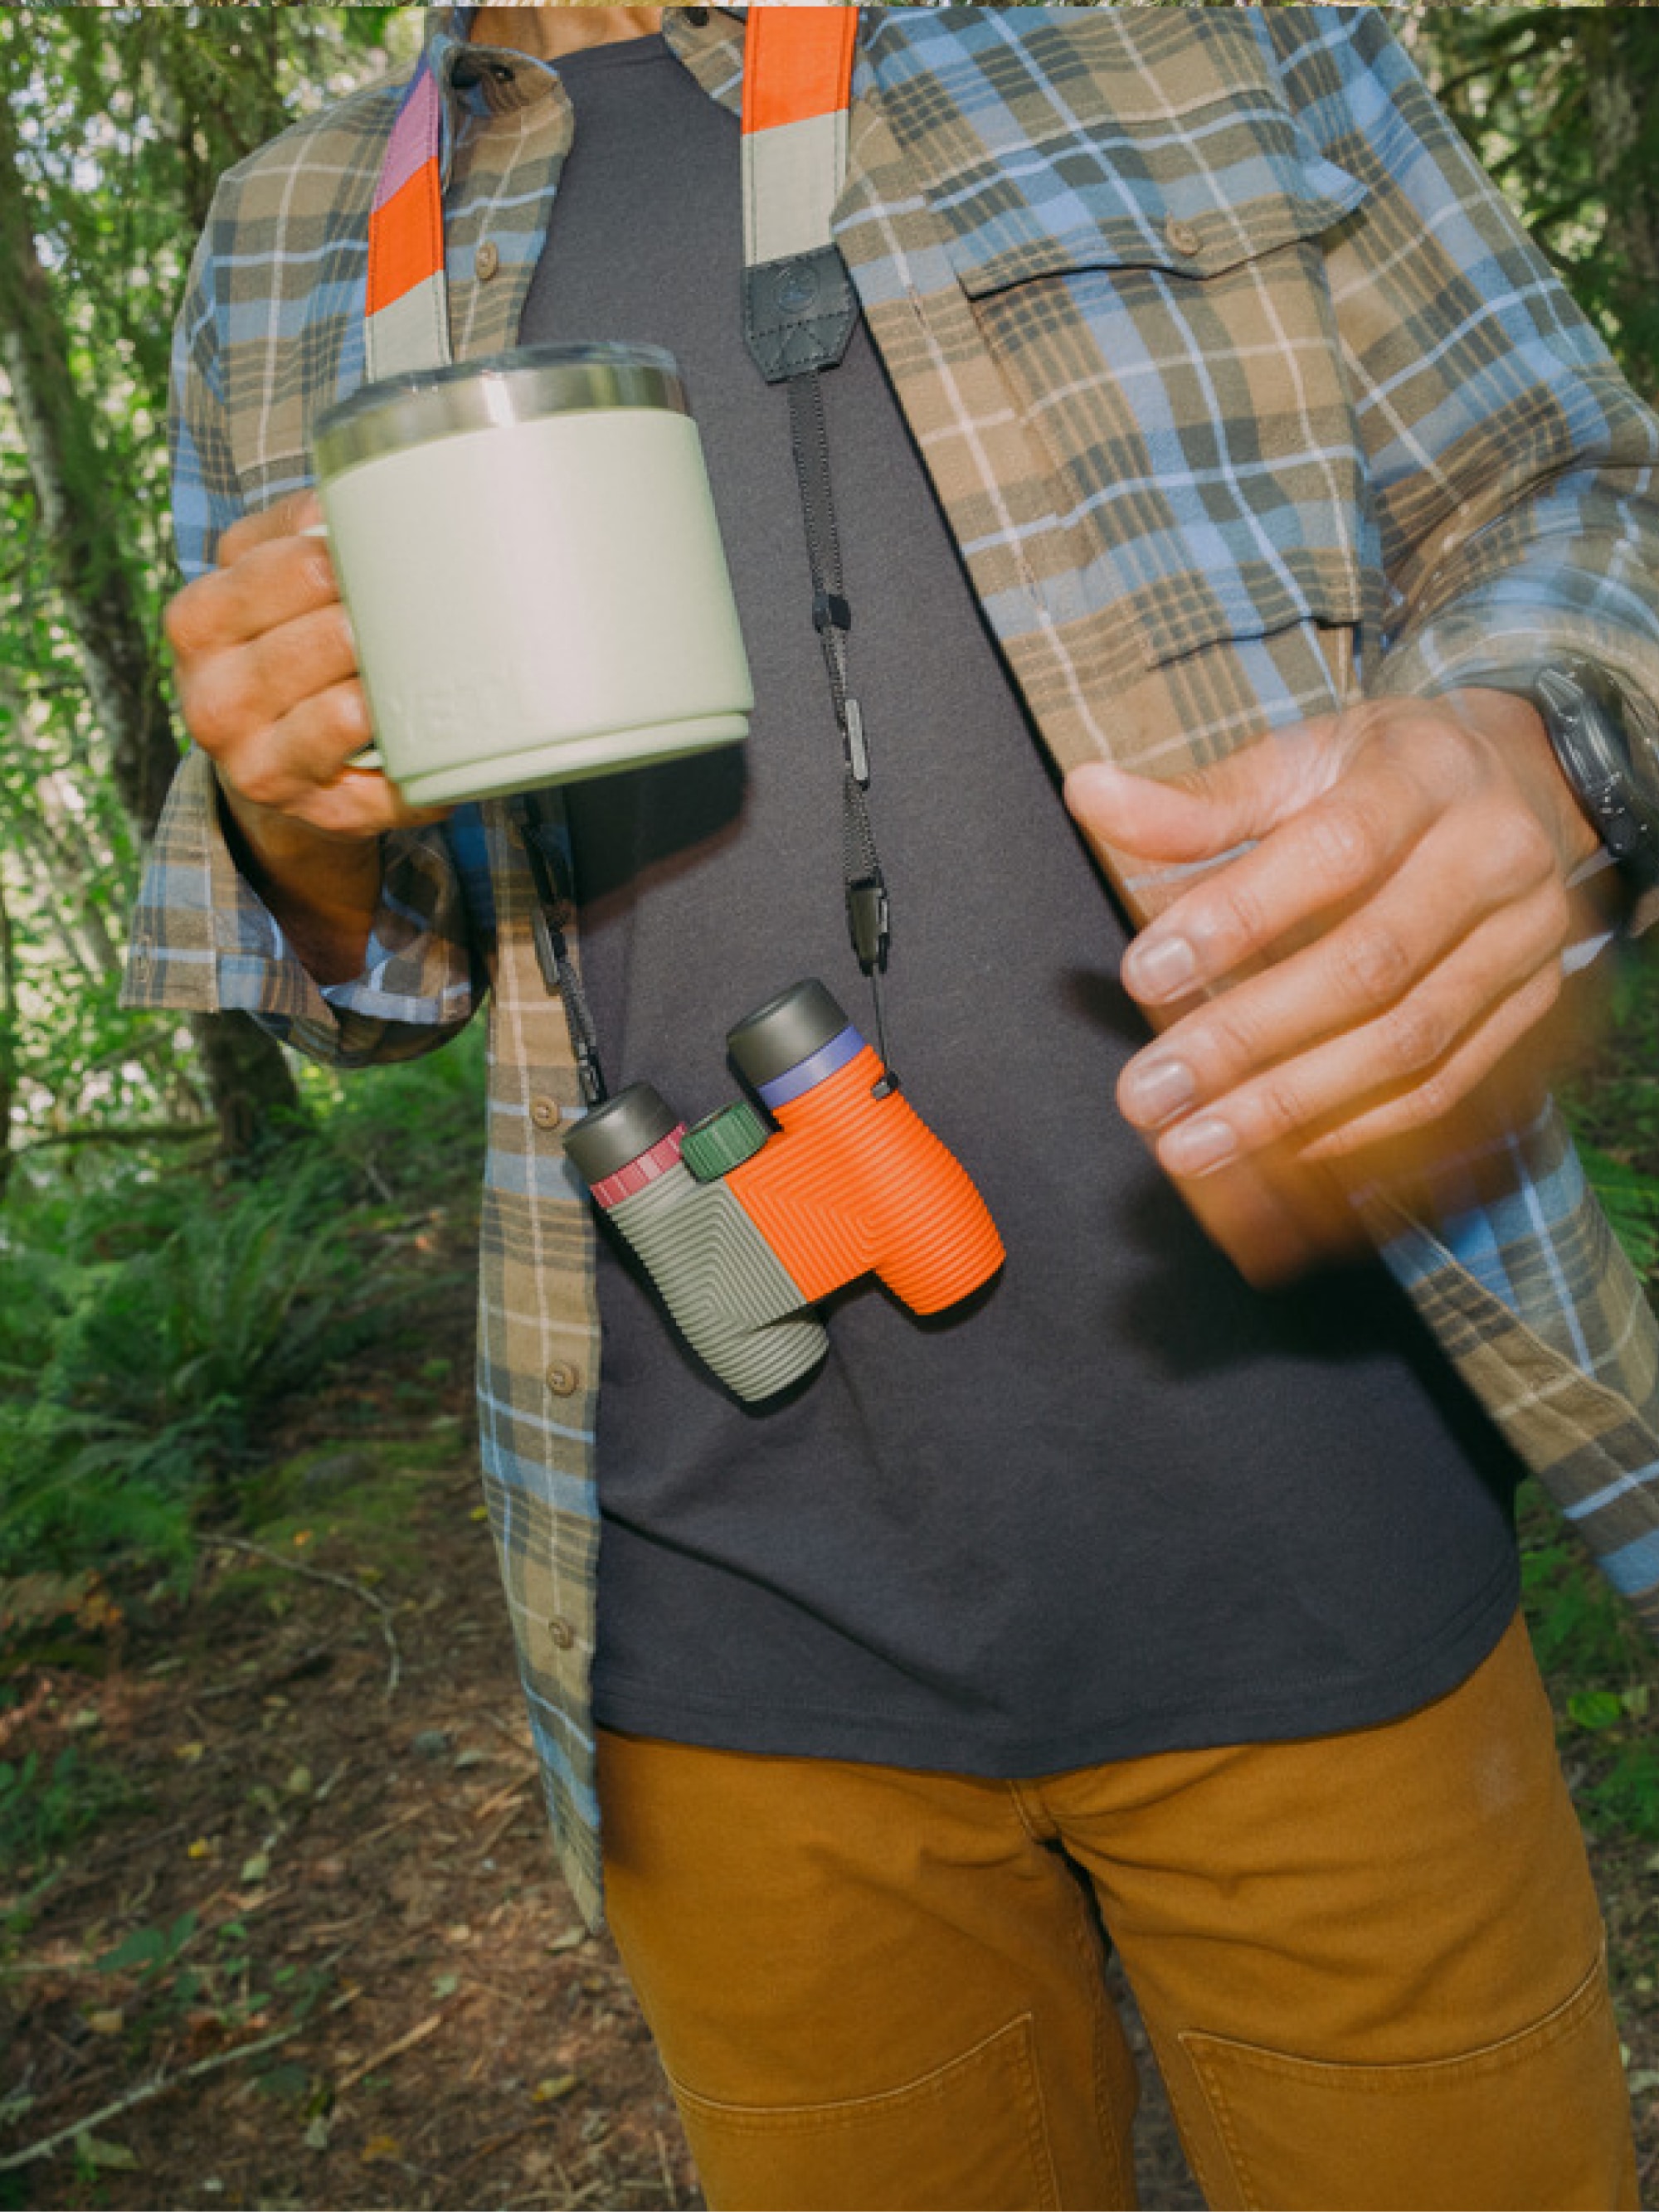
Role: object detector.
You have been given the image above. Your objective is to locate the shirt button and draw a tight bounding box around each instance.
[476,239,500,283]
[545,1361,581,1398]
[1165,217,1203,259]
[529,1095,562,1131]
[548,1617,577,1651]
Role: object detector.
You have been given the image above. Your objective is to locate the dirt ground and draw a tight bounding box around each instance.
[0,1340,1205,2211]
[1,1300,1653,2207]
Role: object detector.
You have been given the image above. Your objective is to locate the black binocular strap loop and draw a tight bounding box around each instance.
[510,792,609,1109]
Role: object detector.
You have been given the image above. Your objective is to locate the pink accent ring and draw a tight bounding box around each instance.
[590,1125,687,1211]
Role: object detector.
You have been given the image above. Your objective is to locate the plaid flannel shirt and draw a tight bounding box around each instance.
[125,5,1659,1928]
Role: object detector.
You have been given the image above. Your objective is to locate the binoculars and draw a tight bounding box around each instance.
[563,980,1005,1401]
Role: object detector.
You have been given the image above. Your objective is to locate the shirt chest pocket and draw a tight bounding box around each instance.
[872,17,1375,677]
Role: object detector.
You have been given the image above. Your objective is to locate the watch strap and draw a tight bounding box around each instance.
[1472,659,1659,897]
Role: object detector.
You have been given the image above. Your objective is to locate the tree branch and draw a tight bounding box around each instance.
[209,1537,402,1699]
[0,2020,307,2174]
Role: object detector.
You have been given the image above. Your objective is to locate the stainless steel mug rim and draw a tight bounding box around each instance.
[311,342,689,480]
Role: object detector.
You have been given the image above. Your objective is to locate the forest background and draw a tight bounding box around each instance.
[3,5,1659,2207]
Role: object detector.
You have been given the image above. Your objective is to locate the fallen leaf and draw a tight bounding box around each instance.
[303,2115,331,2153]
[174,1742,206,1764]
[187,1837,212,1860]
[75,2134,138,2172]
[469,1505,489,1524]
[86,2009,124,2037]
[445,1923,473,1946]
[431,1971,461,2000]
[532,2073,579,2105]
[361,2135,400,2163]
[241,1853,271,1885]
[293,1530,314,1548]
[546,1928,586,1953]
[285,1764,314,1798]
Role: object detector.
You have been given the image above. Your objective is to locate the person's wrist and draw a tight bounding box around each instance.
[1445,684,1604,878]
[214,768,382,899]
[1452,664,1659,889]
[213,767,382,984]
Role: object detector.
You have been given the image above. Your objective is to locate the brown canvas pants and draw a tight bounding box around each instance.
[598,1616,1637,2210]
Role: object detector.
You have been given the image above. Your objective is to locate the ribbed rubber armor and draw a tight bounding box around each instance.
[727,1046,1005,1311]
[606,1159,826,1401]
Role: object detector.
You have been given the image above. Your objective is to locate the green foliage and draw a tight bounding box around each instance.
[1564,936,1659,1275]
[1521,1495,1659,1839]
[1416,8,1659,402]
[0,1031,484,1582]
[0,1744,134,1871]
[94,1906,197,1983]
[1576,1140,1659,1276]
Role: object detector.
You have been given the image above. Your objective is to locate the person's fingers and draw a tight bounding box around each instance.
[1297,960,1567,1163]
[215,677,377,813]
[216,490,324,569]
[1116,815,1570,1136]
[1116,718,1559,1013]
[1124,756,1454,1006]
[177,599,360,755]
[168,528,342,670]
[1065,722,1340,864]
[1134,891,1569,1177]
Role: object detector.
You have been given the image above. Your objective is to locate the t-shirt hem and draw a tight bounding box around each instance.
[590,1554,1522,1774]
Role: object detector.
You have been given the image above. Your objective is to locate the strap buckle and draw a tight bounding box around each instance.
[847,875,890,974]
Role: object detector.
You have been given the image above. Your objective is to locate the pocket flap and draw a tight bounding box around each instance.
[946,154,1363,299]
[864,10,1365,299]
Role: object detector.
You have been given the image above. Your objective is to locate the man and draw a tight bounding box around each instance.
[128,6,1659,2204]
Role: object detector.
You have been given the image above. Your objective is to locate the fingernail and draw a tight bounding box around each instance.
[1122,1057,1195,1127]
[1126,934,1197,1001]
[1163,1116,1237,1177]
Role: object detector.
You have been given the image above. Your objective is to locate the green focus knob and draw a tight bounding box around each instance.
[681,1099,769,1184]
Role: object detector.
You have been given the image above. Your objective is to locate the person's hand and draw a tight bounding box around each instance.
[165,493,449,983]
[1064,689,1604,1232]
[166,490,444,848]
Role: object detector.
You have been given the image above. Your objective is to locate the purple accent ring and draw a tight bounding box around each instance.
[757,1023,865,1110]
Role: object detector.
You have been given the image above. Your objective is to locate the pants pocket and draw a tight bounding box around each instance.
[666,2012,1062,2212]
[1177,1946,1635,2211]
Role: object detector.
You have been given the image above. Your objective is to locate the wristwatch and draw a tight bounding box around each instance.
[1475,658,1659,896]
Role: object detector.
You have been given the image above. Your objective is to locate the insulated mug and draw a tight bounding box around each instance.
[309,343,752,806]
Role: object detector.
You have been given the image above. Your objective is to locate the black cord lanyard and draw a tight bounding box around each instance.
[786,367,898,1091]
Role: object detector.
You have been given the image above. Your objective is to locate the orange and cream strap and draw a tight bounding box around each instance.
[365,9,861,386]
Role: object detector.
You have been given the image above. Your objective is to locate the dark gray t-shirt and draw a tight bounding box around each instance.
[523,34,1520,1770]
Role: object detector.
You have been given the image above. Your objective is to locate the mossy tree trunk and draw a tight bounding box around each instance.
[0,85,299,1159]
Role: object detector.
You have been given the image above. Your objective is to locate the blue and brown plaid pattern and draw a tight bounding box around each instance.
[126,7,1659,1925]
